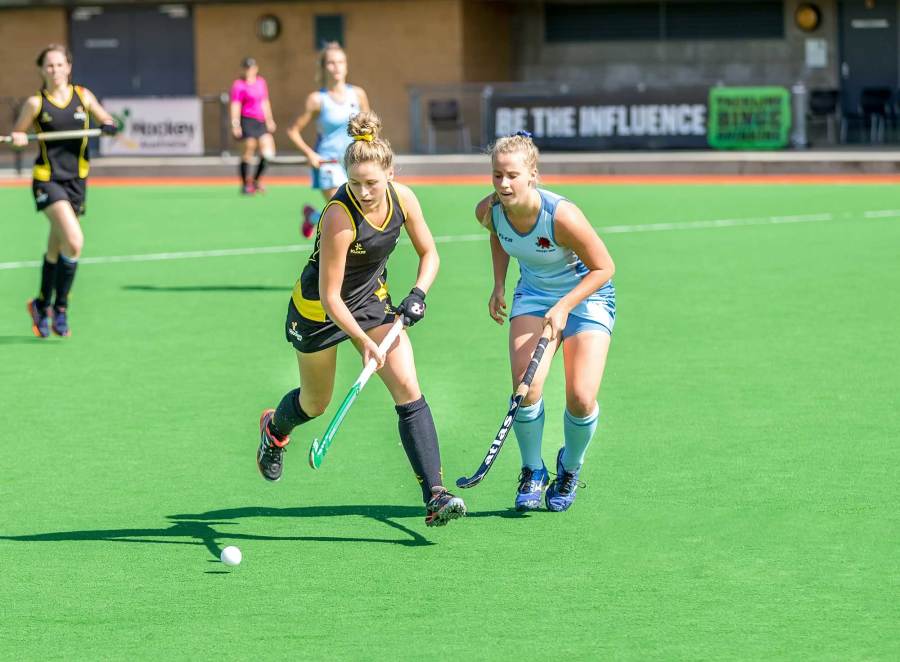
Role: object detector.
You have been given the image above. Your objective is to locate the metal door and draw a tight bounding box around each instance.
[70,4,195,98]
[838,0,899,114]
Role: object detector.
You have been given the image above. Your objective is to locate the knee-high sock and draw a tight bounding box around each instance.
[254,158,267,182]
[53,253,78,310]
[37,254,56,308]
[239,161,250,185]
[269,388,314,439]
[562,404,599,471]
[513,398,545,471]
[396,396,443,502]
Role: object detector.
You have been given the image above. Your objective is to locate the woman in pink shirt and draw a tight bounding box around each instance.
[230,57,276,195]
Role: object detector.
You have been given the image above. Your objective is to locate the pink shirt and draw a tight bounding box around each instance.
[230,76,269,121]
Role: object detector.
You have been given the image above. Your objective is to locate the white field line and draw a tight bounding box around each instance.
[0,209,894,272]
[863,209,900,219]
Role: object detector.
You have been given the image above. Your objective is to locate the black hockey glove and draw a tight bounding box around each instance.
[101,122,119,136]
[396,287,427,327]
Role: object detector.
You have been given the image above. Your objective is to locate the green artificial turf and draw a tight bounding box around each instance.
[0,182,897,660]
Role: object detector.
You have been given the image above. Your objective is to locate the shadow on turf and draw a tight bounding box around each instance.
[0,505,520,560]
[123,285,292,293]
[0,335,62,345]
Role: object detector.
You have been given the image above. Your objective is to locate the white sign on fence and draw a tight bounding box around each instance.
[100,97,204,156]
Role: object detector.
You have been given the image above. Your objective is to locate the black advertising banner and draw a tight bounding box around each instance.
[486,92,709,150]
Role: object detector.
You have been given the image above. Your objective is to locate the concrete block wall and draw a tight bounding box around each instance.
[512,0,841,92]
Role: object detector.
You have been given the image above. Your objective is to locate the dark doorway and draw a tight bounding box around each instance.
[69,4,195,98]
[838,0,899,115]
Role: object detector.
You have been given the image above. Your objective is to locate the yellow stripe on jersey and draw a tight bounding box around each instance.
[322,199,357,243]
[34,139,51,182]
[32,94,50,181]
[395,186,408,221]
[43,85,74,109]
[73,86,90,178]
[291,282,327,323]
[346,185,393,232]
[374,278,389,301]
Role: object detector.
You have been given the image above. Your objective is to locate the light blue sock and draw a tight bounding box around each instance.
[562,404,599,471]
[513,398,545,471]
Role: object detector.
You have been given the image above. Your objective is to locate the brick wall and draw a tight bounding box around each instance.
[195,0,466,153]
[0,8,67,133]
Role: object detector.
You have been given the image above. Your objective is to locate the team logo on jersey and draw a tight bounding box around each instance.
[40,112,53,124]
[74,106,87,121]
[350,242,366,255]
[34,188,48,204]
[288,321,303,342]
[536,236,552,250]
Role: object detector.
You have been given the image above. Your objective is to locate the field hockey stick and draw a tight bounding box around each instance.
[456,323,554,489]
[0,128,102,144]
[309,316,406,469]
[264,155,340,166]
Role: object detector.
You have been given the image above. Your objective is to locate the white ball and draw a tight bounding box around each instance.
[220,546,242,566]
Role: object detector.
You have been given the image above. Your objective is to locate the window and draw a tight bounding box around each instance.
[666,2,783,39]
[314,14,343,49]
[545,1,784,42]
[545,3,660,42]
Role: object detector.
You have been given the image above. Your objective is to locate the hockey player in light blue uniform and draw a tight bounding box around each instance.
[475,131,616,513]
[286,42,369,238]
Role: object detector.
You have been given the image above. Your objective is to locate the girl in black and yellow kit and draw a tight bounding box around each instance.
[11,44,117,337]
[257,111,466,528]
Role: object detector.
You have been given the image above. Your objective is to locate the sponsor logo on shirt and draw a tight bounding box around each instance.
[350,242,366,255]
[288,321,303,342]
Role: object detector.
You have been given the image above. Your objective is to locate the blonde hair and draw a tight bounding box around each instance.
[489,131,540,174]
[316,42,345,87]
[344,111,393,172]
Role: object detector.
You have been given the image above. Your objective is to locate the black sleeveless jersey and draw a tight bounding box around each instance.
[293,183,406,322]
[32,85,91,182]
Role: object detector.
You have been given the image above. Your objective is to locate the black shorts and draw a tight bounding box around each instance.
[285,293,396,354]
[32,178,86,215]
[240,116,268,140]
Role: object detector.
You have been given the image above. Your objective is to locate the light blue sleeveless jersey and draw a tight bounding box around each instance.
[315,85,360,159]
[492,189,615,324]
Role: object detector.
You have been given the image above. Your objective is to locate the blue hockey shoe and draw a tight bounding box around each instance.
[515,464,549,511]
[546,448,584,512]
[27,299,50,338]
[51,306,71,337]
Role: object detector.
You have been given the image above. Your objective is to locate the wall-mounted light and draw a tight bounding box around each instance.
[794,3,822,32]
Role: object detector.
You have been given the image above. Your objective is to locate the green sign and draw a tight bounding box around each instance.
[708,87,791,149]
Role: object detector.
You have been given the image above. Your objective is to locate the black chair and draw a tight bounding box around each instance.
[808,89,841,145]
[426,99,471,154]
[859,87,893,143]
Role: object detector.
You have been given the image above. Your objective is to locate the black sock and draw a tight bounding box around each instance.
[37,254,56,307]
[239,161,250,185]
[53,253,78,310]
[254,158,267,182]
[396,396,443,502]
[270,388,313,438]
